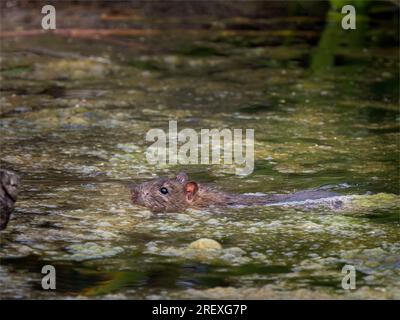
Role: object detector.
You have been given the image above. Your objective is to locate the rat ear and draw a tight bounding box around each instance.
[185,181,198,201]
[176,172,188,184]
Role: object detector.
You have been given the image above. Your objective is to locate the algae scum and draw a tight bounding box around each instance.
[1,3,399,299]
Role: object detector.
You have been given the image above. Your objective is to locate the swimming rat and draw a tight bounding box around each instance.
[130,172,340,213]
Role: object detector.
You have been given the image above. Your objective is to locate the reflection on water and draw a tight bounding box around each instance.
[0,1,399,299]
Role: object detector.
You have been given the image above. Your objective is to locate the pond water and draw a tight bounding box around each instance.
[0,2,399,299]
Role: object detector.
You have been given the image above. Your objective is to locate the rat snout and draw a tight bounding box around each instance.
[130,185,139,203]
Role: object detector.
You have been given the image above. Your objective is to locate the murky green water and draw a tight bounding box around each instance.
[1,2,399,299]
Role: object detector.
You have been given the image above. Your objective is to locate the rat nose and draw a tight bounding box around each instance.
[130,185,138,202]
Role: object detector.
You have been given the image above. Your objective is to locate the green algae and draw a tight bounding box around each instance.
[61,243,125,262]
[34,59,116,81]
[344,193,400,212]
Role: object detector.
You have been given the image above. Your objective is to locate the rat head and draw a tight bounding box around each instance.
[130,172,198,213]
[0,169,20,202]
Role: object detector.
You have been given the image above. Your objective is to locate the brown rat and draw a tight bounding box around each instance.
[130,172,340,213]
[0,169,20,230]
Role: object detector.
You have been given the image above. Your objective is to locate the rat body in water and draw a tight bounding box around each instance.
[130,172,340,213]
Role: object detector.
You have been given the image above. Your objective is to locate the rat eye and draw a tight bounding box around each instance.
[160,187,168,195]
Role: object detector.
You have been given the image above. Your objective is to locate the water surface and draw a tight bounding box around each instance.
[0,2,399,299]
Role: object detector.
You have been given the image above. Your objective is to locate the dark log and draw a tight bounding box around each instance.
[0,169,20,230]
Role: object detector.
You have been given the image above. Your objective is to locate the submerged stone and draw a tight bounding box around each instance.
[188,238,222,250]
